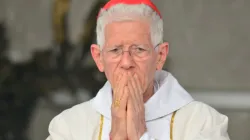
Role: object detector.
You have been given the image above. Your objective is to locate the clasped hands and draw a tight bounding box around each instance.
[110,71,147,140]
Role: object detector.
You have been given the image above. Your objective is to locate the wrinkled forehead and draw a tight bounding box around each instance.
[104,20,151,46]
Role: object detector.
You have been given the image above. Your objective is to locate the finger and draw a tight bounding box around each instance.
[129,73,139,93]
[119,86,129,110]
[134,73,144,97]
[128,80,139,111]
[127,72,136,96]
[142,72,148,92]
[116,73,122,82]
[129,73,142,102]
[130,74,146,115]
[113,72,128,108]
[114,71,124,89]
[127,95,134,112]
[128,73,143,110]
[113,69,121,84]
[127,74,136,98]
[116,74,128,103]
[112,73,124,103]
[113,73,123,98]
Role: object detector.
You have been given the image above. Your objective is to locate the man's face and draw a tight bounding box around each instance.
[91,19,168,91]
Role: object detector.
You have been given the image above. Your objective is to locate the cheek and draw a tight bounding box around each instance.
[137,60,157,86]
[103,62,118,87]
[144,57,157,73]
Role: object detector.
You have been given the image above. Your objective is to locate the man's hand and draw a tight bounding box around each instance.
[126,72,147,140]
[110,72,129,140]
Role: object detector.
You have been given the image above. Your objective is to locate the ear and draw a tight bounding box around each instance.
[156,42,169,70]
[90,44,104,72]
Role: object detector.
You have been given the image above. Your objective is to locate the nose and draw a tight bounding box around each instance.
[119,51,135,70]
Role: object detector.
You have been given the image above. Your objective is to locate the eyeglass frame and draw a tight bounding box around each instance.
[100,43,161,61]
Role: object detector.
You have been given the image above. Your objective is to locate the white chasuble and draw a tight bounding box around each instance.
[46,70,230,140]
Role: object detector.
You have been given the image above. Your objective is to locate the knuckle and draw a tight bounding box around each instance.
[112,110,126,119]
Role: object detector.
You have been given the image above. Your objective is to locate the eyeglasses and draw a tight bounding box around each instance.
[102,44,159,61]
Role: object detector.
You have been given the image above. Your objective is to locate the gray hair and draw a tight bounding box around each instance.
[96,4,163,48]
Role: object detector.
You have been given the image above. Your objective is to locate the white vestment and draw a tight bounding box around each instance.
[46,70,230,140]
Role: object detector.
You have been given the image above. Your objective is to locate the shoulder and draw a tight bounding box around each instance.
[48,98,100,131]
[178,101,227,121]
[178,101,218,113]
[53,98,98,123]
[174,101,230,140]
[46,99,100,139]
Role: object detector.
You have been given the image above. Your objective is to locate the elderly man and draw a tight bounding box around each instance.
[46,0,230,140]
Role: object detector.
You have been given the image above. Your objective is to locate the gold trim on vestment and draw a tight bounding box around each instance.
[98,115,104,140]
[98,111,177,140]
[170,111,177,140]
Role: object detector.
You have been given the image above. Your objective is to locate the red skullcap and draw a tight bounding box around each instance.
[97,0,162,18]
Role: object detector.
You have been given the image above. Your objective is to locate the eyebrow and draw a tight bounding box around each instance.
[110,43,150,49]
[109,44,123,48]
[114,44,140,47]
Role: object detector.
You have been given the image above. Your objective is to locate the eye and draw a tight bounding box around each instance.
[134,47,147,53]
[108,48,121,54]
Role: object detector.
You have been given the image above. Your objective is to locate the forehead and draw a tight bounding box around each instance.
[104,20,151,46]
